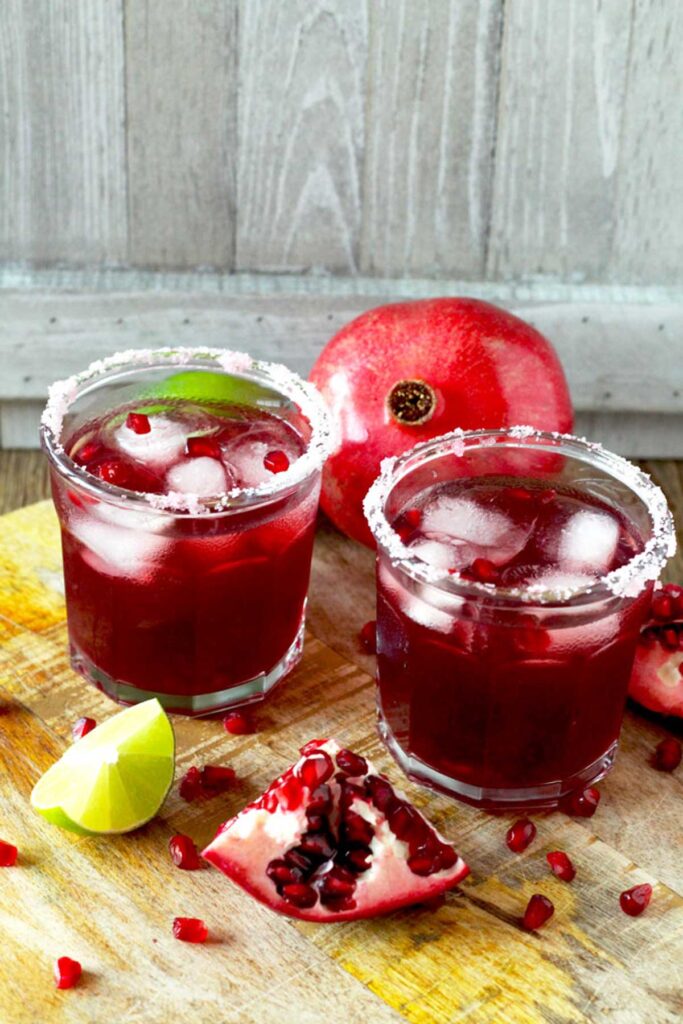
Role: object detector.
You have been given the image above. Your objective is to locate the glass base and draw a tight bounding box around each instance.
[70,617,305,717]
[377,707,618,812]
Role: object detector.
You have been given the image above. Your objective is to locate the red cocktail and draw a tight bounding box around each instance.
[41,349,332,714]
[364,428,675,810]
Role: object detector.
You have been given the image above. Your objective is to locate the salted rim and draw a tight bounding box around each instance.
[40,347,335,515]
[363,426,677,604]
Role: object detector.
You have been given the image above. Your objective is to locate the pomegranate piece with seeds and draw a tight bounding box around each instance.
[359,620,377,654]
[653,737,682,771]
[522,894,554,931]
[223,710,254,735]
[629,584,683,718]
[72,716,97,741]
[202,738,469,922]
[505,818,537,853]
[620,883,652,917]
[169,834,201,870]
[546,851,576,882]
[173,917,208,943]
[54,957,82,989]
[0,840,18,867]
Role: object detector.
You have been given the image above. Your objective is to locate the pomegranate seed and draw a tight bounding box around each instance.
[546,850,576,882]
[54,956,82,989]
[267,859,302,886]
[169,834,200,870]
[222,710,254,735]
[662,627,679,651]
[437,844,458,870]
[297,751,334,788]
[279,775,304,810]
[186,435,222,459]
[298,832,335,860]
[366,774,398,814]
[201,765,236,792]
[305,813,328,832]
[620,883,652,917]
[307,783,332,813]
[463,558,499,584]
[394,507,422,541]
[359,620,377,654]
[344,811,374,846]
[95,459,132,487]
[72,716,96,741]
[345,846,372,872]
[651,592,674,621]
[264,449,290,474]
[173,917,208,943]
[281,883,317,909]
[74,441,101,465]
[408,853,439,876]
[336,749,368,777]
[565,785,600,818]
[0,840,18,867]
[284,848,315,873]
[506,818,537,853]
[522,894,554,931]
[653,737,681,771]
[299,739,327,755]
[404,508,422,527]
[125,411,151,434]
[388,802,427,844]
[179,766,203,802]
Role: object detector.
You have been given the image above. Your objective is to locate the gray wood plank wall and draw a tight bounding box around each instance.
[1,0,681,283]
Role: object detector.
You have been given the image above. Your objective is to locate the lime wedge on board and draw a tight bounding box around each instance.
[31,699,175,835]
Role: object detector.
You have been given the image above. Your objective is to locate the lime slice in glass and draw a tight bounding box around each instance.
[31,699,175,835]
[142,369,271,408]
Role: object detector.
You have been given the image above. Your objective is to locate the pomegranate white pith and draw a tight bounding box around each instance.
[202,739,469,922]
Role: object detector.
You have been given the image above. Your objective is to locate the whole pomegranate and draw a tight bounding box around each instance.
[310,298,573,546]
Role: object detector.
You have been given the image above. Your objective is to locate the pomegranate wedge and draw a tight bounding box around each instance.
[202,739,469,922]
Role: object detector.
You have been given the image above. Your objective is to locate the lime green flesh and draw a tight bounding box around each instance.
[31,700,175,835]
[142,369,269,408]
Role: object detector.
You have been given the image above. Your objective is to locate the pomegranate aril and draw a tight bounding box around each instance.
[285,848,315,873]
[186,435,222,459]
[179,766,203,802]
[0,840,18,867]
[95,458,133,487]
[565,785,600,818]
[366,774,398,814]
[408,854,439,876]
[54,956,82,989]
[125,411,151,434]
[318,868,356,900]
[173,917,208,943]
[546,850,576,882]
[279,775,304,811]
[462,558,499,584]
[169,833,200,870]
[651,592,674,621]
[298,833,335,861]
[281,883,318,909]
[436,844,458,871]
[264,449,290,474]
[388,802,427,844]
[299,739,327,755]
[506,818,537,854]
[72,716,97,741]
[336,748,368,777]
[307,783,332,814]
[74,441,101,465]
[653,737,681,772]
[305,813,328,833]
[343,811,374,846]
[297,751,334,788]
[267,859,302,886]
[222,710,254,735]
[522,894,554,931]
[345,845,372,873]
[201,765,236,792]
[359,621,377,654]
[620,883,652,917]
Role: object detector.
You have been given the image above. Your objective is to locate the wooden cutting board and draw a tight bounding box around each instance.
[0,500,682,1024]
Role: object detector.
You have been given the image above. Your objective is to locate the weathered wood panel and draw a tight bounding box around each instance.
[611,0,683,285]
[487,0,632,282]
[235,0,368,274]
[124,0,237,269]
[0,0,128,265]
[360,0,502,279]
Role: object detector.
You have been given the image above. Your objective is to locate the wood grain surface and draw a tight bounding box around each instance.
[0,460,682,1023]
[1,1,680,283]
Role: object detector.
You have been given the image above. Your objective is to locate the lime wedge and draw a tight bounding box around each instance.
[31,700,175,835]
[143,369,270,408]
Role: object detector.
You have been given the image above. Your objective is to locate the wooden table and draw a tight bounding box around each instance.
[1,452,682,1024]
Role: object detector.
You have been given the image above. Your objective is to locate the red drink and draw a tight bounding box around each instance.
[41,349,332,714]
[365,429,675,810]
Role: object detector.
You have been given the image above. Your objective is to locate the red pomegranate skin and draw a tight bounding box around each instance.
[310,298,574,546]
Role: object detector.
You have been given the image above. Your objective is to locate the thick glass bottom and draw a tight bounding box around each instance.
[377,706,618,812]
[70,616,305,717]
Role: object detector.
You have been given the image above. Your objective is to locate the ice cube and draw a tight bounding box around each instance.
[421,494,532,567]
[70,516,170,578]
[557,510,619,574]
[165,457,229,497]
[114,415,187,468]
[223,435,299,488]
[378,562,453,633]
[93,501,168,533]
[408,538,466,571]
